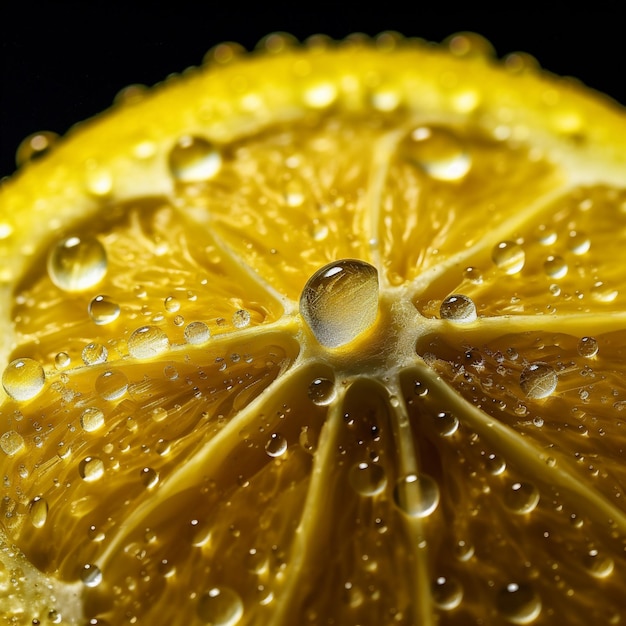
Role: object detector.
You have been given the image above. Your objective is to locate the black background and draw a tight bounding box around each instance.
[1,4,625,179]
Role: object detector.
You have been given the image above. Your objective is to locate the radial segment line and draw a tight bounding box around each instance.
[95,360,303,570]
[418,362,626,536]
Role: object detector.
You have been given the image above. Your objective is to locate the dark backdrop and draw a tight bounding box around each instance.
[1,4,625,179]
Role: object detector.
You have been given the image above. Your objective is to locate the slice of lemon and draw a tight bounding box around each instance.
[1,32,626,625]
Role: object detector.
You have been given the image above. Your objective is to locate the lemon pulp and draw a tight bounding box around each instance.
[0,33,626,625]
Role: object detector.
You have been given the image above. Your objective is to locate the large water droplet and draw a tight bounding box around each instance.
[197,587,244,625]
[47,236,107,292]
[440,294,477,322]
[184,321,211,345]
[2,358,45,401]
[393,474,439,518]
[88,295,120,325]
[80,407,105,433]
[496,583,541,624]
[492,241,525,274]
[300,259,379,348]
[95,370,128,401]
[307,377,336,405]
[29,496,48,528]
[169,136,222,183]
[0,431,25,456]
[349,462,387,496]
[265,433,287,458]
[432,576,463,610]
[519,362,557,399]
[577,336,599,358]
[128,326,170,359]
[81,564,103,588]
[79,456,105,481]
[402,126,471,181]
[504,482,540,514]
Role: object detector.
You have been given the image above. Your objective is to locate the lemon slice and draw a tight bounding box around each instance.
[1,32,626,625]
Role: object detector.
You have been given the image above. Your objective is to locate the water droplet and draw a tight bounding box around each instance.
[402,126,471,181]
[520,362,557,399]
[197,587,244,625]
[393,474,439,518]
[47,236,107,292]
[2,358,45,401]
[299,426,318,454]
[169,135,222,183]
[577,336,599,358]
[543,255,567,279]
[432,411,459,436]
[88,295,120,325]
[79,456,105,482]
[232,309,251,329]
[80,407,105,433]
[432,576,463,610]
[184,321,211,345]
[284,180,305,207]
[312,222,329,241]
[307,377,336,405]
[567,230,590,255]
[413,380,429,397]
[486,452,506,475]
[15,131,59,166]
[492,241,525,274]
[164,296,180,313]
[591,281,618,303]
[583,549,614,578]
[128,326,170,359]
[534,224,557,245]
[300,259,379,348]
[85,164,113,196]
[29,496,48,528]
[463,266,483,284]
[496,583,541,624]
[440,294,477,322]
[265,433,287,458]
[95,370,128,401]
[53,352,70,370]
[504,482,540,514]
[140,467,159,488]
[81,564,103,587]
[349,462,387,496]
[0,431,25,456]
[82,343,108,366]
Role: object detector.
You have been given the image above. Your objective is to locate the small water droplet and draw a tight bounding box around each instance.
[54,352,71,370]
[82,343,108,366]
[0,430,25,456]
[413,380,429,397]
[440,294,477,322]
[583,549,614,578]
[15,131,59,166]
[432,411,459,436]
[534,224,557,245]
[85,164,113,196]
[232,309,251,329]
[299,426,318,454]
[393,474,439,518]
[47,236,107,292]
[307,377,336,405]
[140,467,159,488]
[88,295,120,325]
[504,482,540,514]
[591,281,618,303]
[79,456,105,481]
[81,564,103,587]
[402,126,471,181]
[577,336,599,358]
[80,407,105,432]
[300,259,379,348]
[29,496,48,528]
[486,452,506,475]
[128,326,170,359]
[284,180,305,207]
[520,362,557,399]
[2,358,45,401]
[184,321,211,345]
[432,576,463,610]
[164,296,180,313]
[265,433,287,458]
[567,230,590,255]
[496,583,541,624]
[463,266,483,284]
[197,587,244,626]
[543,255,567,279]
[492,241,525,274]
[169,136,222,183]
[312,222,329,241]
[95,370,128,401]
[349,462,387,496]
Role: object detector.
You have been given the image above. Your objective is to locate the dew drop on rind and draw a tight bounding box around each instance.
[2,358,45,401]
[577,336,599,358]
[29,496,48,529]
[440,294,477,323]
[519,362,557,399]
[265,433,287,458]
[88,295,120,325]
[47,236,108,292]
[232,309,251,329]
[393,474,440,518]
[128,326,170,359]
[0,431,25,456]
[307,377,336,405]
[496,583,542,624]
[543,255,568,279]
[168,135,222,183]
[492,241,525,274]
[80,408,105,433]
[196,587,244,626]
[184,321,211,345]
[300,259,379,349]
[431,576,463,610]
[95,370,128,401]
[401,126,471,181]
[81,564,103,588]
[79,456,105,482]
[504,482,540,514]
[349,462,387,496]
[82,343,108,366]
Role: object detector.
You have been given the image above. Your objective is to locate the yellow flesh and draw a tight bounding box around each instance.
[1,34,626,625]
